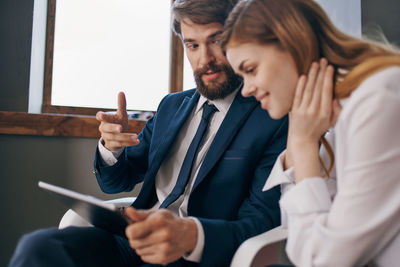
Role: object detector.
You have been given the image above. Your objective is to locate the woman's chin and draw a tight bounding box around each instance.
[266,109,286,120]
[259,102,288,119]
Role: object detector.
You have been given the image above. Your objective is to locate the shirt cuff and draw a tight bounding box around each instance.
[183,217,204,262]
[280,177,332,216]
[97,138,123,166]
[263,150,295,192]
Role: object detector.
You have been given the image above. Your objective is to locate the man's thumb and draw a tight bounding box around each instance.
[124,207,152,223]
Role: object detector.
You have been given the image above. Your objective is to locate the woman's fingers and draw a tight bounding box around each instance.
[289,59,336,143]
[320,64,335,115]
[300,62,319,108]
[309,58,328,109]
[295,59,334,118]
[293,75,307,110]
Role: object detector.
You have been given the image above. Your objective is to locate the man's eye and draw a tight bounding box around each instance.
[212,39,222,45]
[186,43,198,49]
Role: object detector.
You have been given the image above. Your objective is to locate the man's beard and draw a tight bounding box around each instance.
[194,62,242,100]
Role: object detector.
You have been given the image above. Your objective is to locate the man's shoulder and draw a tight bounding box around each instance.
[165,88,197,100]
[157,88,197,109]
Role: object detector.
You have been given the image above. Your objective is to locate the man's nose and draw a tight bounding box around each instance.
[198,46,216,67]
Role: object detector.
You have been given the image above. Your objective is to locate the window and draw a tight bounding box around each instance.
[42,0,195,115]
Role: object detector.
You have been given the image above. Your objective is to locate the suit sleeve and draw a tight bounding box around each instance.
[93,115,154,194]
[198,116,288,266]
[92,91,179,194]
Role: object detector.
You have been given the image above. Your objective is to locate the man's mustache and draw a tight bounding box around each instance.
[195,63,226,77]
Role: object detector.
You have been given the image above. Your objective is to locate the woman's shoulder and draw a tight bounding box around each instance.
[346,66,400,104]
[338,66,400,124]
[356,66,400,96]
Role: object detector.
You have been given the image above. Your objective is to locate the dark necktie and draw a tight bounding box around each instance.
[159,102,218,208]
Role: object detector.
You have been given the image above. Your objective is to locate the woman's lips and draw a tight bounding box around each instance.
[256,92,270,102]
[257,92,270,110]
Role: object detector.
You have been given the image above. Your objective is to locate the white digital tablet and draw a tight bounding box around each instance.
[38,181,128,237]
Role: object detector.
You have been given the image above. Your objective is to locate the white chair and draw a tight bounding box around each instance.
[59,197,136,229]
[230,226,292,267]
[230,227,400,267]
[59,197,292,267]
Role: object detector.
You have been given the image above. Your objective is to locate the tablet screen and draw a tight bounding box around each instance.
[39,181,128,237]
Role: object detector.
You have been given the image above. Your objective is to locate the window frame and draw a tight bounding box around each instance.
[0,110,145,138]
[0,0,181,138]
[42,0,184,116]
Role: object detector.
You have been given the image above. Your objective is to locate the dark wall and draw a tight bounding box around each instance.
[0,134,140,266]
[0,135,93,266]
[0,0,33,112]
[362,0,400,46]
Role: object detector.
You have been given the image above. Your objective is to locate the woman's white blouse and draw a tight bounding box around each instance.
[263,67,400,267]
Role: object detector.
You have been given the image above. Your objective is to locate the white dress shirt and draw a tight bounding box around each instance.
[263,67,400,267]
[98,89,238,262]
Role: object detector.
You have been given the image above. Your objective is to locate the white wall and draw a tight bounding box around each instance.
[316,0,362,37]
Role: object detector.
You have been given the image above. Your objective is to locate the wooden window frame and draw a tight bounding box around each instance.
[42,0,184,116]
[0,0,182,138]
[0,111,146,138]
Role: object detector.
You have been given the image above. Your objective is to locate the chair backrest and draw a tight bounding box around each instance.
[230,226,293,267]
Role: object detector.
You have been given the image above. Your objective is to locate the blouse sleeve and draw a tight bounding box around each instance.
[280,77,400,266]
[263,131,337,228]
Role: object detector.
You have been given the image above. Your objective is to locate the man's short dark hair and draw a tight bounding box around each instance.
[171,0,238,37]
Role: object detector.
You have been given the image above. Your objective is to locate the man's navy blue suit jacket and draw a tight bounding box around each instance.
[94,88,288,266]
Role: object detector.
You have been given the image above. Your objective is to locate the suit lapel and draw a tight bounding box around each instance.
[150,92,201,177]
[134,91,200,208]
[192,92,258,190]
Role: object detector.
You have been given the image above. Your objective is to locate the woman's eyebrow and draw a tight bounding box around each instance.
[238,60,248,71]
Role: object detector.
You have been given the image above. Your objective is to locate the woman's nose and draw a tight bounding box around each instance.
[242,82,256,97]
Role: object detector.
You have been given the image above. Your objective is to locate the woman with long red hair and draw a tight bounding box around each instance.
[222,0,400,266]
